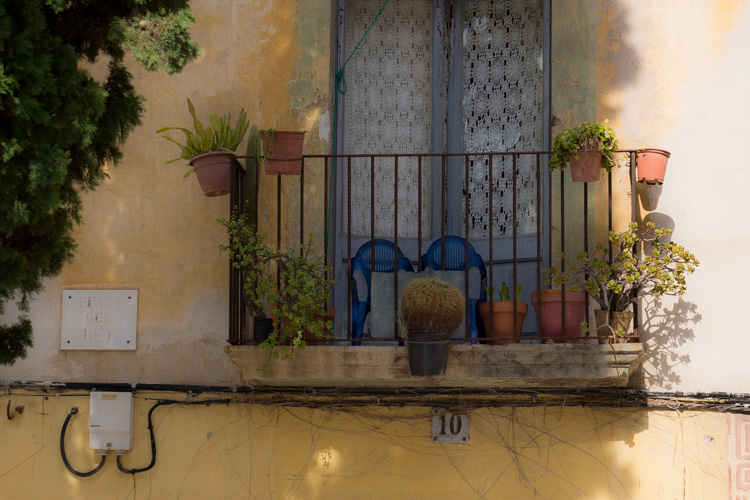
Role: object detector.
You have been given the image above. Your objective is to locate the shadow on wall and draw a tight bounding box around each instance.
[637,297,700,390]
[597,0,641,116]
[632,214,699,390]
[553,0,641,257]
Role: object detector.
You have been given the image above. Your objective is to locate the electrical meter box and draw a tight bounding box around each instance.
[89,391,134,455]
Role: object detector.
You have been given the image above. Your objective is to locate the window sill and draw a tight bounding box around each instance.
[226,343,642,389]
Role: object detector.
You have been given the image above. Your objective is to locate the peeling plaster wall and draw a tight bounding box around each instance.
[0,0,333,386]
[0,392,732,499]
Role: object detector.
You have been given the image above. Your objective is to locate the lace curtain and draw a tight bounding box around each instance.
[343,0,433,239]
[342,0,543,240]
[461,0,543,239]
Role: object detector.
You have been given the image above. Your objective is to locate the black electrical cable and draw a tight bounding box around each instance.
[116,399,232,475]
[60,407,107,477]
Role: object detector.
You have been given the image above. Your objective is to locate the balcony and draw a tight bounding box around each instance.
[225,150,644,388]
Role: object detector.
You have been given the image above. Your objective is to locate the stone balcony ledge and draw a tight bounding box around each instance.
[227,343,643,389]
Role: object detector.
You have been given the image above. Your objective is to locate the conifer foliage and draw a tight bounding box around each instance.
[0,0,199,365]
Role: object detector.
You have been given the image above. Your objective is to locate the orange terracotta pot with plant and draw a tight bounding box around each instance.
[157,98,249,197]
[480,282,528,344]
[549,121,619,183]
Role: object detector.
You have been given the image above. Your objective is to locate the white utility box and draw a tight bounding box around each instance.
[89,392,134,455]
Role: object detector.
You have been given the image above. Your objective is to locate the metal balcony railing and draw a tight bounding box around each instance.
[227,150,641,346]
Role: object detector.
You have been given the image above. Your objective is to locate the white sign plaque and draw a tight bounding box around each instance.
[61,290,137,350]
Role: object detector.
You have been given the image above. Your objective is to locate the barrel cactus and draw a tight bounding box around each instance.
[400,278,465,334]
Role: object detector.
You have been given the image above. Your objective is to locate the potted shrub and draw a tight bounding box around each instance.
[480,282,527,345]
[220,205,335,363]
[544,222,699,343]
[549,120,619,182]
[157,98,250,196]
[400,278,464,376]
[257,129,306,175]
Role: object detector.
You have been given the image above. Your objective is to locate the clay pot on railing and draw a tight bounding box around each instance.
[636,148,670,185]
[189,151,235,197]
[260,130,306,175]
[569,139,603,182]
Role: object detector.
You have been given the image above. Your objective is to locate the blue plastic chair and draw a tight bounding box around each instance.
[421,236,487,340]
[351,239,414,341]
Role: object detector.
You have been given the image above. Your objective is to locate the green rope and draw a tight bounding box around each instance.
[327,0,392,252]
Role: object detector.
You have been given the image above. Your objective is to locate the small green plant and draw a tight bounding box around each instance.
[549,120,619,172]
[157,98,250,175]
[543,221,699,314]
[220,205,335,364]
[486,282,524,302]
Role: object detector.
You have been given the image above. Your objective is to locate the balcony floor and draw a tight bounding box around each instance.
[227,343,643,389]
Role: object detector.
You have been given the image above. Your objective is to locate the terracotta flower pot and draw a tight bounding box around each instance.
[189,151,235,197]
[636,148,670,184]
[594,310,634,344]
[261,131,306,175]
[530,290,586,343]
[479,301,528,345]
[569,139,602,182]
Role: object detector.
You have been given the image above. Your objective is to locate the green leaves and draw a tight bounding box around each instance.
[158,98,250,165]
[220,205,335,365]
[492,281,524,302]
[109,7,200,75]
[542,223,699,312]
[0,317,33,365]
[549,120,620,172]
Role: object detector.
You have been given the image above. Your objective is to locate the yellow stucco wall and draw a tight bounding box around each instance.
[2,2,750,496]
[0,391,730,499]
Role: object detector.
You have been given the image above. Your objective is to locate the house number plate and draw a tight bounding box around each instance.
[432,408,469,443]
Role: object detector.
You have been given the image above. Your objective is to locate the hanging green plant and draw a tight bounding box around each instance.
[549,120,619,172]
[156,98,249,175]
